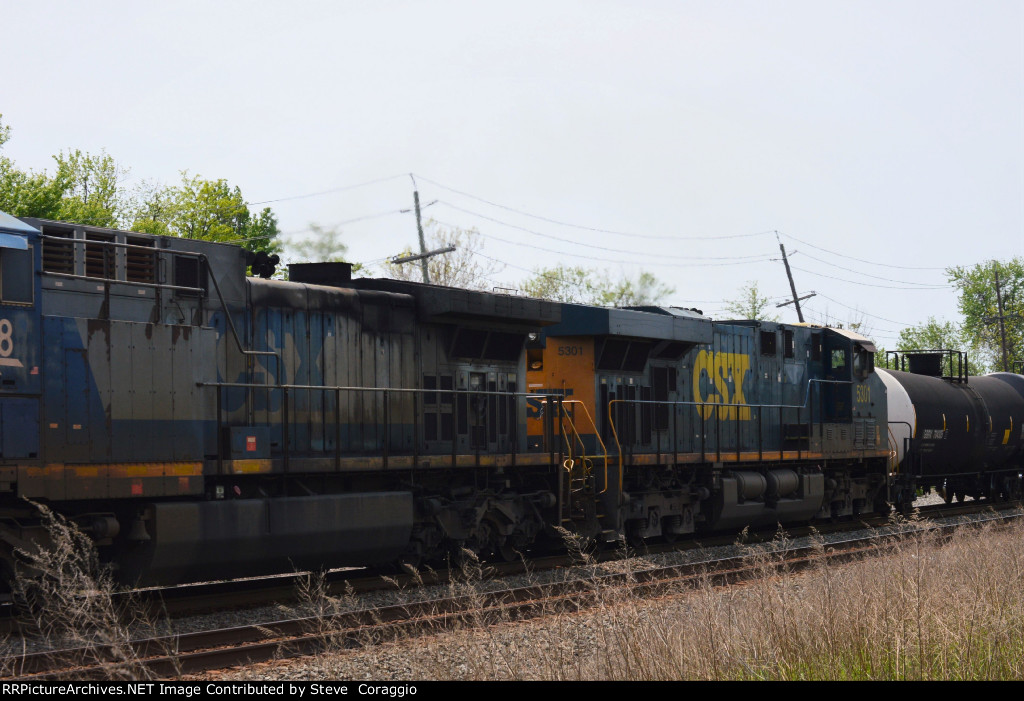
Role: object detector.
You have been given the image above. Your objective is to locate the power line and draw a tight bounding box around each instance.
[416,173,776,241]
[778,231,948,271]
[436,200,774,261]
[790,265,951,290]
[246,173,409,206]
[469,249,728,307]
[222,207,407,245]
[792,250,947,287]
[430,210,775,265]
[457,225,777,268]
[812,292,925,328]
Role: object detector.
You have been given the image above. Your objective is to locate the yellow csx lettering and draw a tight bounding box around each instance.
[692,351,751,421]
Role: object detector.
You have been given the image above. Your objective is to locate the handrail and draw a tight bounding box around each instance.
[42,270,205,295]
[199,254,281,379]
[40,237,281,378]
[606,378,854,484]
[39,233,204,257]
[200,381,543,397]
[551,399,611,495]
[561,400,611,494]
[886,420,913,474]
[202,380,554,473]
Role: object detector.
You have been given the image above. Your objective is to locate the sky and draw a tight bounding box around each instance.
[3,1,1022,349]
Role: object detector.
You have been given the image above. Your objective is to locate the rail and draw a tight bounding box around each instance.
[200,381,574,474]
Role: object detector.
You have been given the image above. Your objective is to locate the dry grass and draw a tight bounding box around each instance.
[4,502,173,680]
[8,503,1024,681]
[237,516,1024,681]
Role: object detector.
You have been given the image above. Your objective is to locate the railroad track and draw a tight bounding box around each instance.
[5,503,1021,681]
[0,498,1010,635]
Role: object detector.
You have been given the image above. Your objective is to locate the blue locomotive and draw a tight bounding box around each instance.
[0,211,1019,588]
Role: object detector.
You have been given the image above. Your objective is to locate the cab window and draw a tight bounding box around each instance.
[852,345,873,379]
[1,247,33,305]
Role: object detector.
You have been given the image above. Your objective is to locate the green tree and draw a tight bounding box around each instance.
[168,173,248,242]
[382,221,501,289]
[520,265,599,304]
[881,317,982,375]
[724,281,780,321]
[287,223,350,263]
[594,271,674,307]
[948,258,1024,372]
[0,117,130,226]
[127,180,176,236]
[52,149,127,227]
[0,116,282,266]
[235,206,281,254]
[128,172,280,253]
[520,265,674,306]
[0,164,66,220]
[0,114,69,220]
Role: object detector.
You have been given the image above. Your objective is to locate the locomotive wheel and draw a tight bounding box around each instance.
[625,522,645,549]
[497,539,519,563]
[894,490,913,515]
[395,553,422,575]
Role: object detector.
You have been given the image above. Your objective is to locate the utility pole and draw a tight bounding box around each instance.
[776,234,808,322]
[413,190,430,284]
[984,264,1022,371]
[994,266,1010,371]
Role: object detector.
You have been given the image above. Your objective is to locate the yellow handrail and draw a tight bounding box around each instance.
[544,399,606,491]
[552,399,611,495]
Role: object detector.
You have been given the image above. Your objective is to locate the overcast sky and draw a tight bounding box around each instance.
[4,1,1022,348]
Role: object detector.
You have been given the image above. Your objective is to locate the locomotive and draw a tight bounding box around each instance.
[0,211,1019,589]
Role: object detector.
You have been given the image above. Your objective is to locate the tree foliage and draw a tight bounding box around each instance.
[520,265,600,304]
[724,281,779,322]
[0,115,66,220]
[288,223,351,263]
[519,265,674,307]
[0,115,280,256]
[879,317,983,375]
[52,149,127,228]
[382,221,502,289]
[947,258,1024,372]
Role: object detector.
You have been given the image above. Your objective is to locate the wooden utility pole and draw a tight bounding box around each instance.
[413,190,430,284]
[994,267,1010,371]
[777,237,806,322]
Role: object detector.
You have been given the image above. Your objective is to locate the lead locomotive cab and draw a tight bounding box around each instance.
[0,213,41,470]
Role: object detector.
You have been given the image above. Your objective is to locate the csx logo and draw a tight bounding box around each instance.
[692,351,751,421]
[526,389,573,419]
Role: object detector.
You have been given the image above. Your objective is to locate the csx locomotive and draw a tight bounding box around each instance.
[0,212,1020,588]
